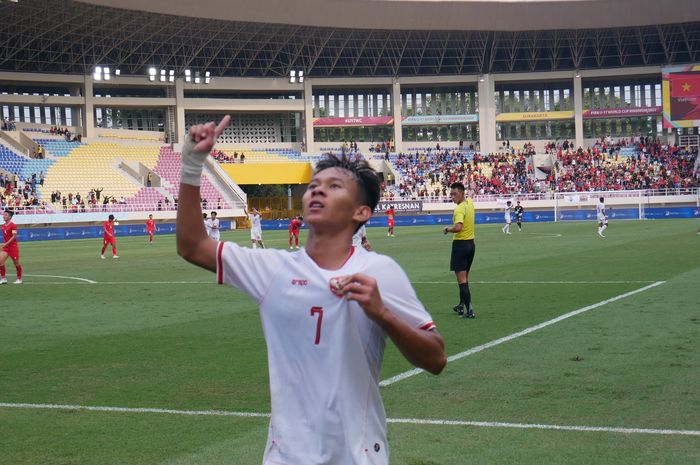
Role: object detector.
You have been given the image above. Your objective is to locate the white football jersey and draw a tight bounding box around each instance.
[204,218,211,236]
[209,218,220,240]
[596,201,606,221]
[352,224,367,248]
[217,242,436,465]
[504,205,512,222]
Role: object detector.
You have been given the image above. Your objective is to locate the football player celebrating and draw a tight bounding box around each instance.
[176,115,445,465]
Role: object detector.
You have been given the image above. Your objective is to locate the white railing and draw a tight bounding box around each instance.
[383,188,699,205]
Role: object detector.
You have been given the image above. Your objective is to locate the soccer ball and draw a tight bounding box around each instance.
[114,221,120,226]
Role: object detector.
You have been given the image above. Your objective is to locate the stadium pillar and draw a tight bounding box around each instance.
[573,72,584,149]
[392,79,403,152]
[82,75,94,138]
[175,79,186,144]
[303,79,314,153]
[478,74,497,155]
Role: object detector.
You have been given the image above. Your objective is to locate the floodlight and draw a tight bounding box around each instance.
[289,70,297,83]
[204,71,211,84]
[298,71,304,83]
[185,69,192,82]
[148,67,157,82]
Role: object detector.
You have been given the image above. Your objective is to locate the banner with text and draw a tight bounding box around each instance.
[313,116,394,127]
[582,107,662,118]
[495,111,574,122]
[401,114,479,125]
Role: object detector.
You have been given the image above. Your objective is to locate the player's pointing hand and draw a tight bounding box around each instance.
[189,115,231,153]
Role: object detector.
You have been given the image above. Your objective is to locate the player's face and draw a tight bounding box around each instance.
[303,167,367,230]
[450,188,464,204]
[2,212,9,223]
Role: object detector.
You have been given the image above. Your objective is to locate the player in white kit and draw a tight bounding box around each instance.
[207,211,220,240]
[352,223,372,251]
[176,115,446,465]
[502,200,512,234]
[246,207,265,249]
[596,197,608,238]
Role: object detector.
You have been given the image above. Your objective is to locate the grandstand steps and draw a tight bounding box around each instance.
[203,158,247,210]
[0,131,33,157]
[115,160,155,189]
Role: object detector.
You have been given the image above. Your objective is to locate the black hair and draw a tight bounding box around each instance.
[599,197,604,202]
[4,209,15,218]
[108,214,115,221]
[450,182,465,192]
[210,211,217,216]
[314,154,380,212]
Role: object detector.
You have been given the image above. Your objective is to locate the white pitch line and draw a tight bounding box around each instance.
[413,280,658,284]
[0,402,269,418]
[1,402,698,437]
[387,417,700,437]
[380,281,666,387]
[24,274,97,284]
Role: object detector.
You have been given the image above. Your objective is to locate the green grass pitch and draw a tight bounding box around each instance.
[1,219,699,464]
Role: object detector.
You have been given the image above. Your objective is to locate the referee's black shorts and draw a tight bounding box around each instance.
[450,239,475,272]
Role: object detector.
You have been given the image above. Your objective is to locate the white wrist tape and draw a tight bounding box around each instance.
[180,135,209,186]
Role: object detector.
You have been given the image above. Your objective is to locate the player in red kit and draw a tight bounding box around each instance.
[146,214,156,244]
[101,214,119,259]
[288,216,302,249]
[1,209,23,284]
[386,205,395,237]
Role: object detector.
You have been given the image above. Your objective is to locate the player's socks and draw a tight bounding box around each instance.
[16,265,22,279]
[0,265,6,279]
[459,282,471,310]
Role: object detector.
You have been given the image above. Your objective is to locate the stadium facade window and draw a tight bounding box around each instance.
[402,124,478,143]
[312,89,392,118]
[314,126,392,143]
[400,86,477,117]
[583,116,662,138]
[497,120,574,141]
[495,83,571,113]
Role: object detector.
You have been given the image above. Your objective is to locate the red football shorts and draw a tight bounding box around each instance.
[2,245,19,261]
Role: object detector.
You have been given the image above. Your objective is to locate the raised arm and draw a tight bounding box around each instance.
[176,115,230,272]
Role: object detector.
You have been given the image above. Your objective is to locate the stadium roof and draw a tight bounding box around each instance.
[0,0,698,78]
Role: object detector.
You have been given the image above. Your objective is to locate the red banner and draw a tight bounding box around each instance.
[669,72,700,121]
[582,107,662,118]
[313,116,394,127]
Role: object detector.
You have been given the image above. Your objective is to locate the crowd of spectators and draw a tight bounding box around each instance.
[0,171,48,211]
[212,149,245,163]
[48,126,82,142]
[2,118,17,131]
[550,140,699,192]
[390,149,537,199]
[385,137,698,199]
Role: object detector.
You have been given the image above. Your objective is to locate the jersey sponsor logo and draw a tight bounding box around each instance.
[291,279,308,286]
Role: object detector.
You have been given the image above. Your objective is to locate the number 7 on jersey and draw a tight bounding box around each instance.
[310,306,323,345]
